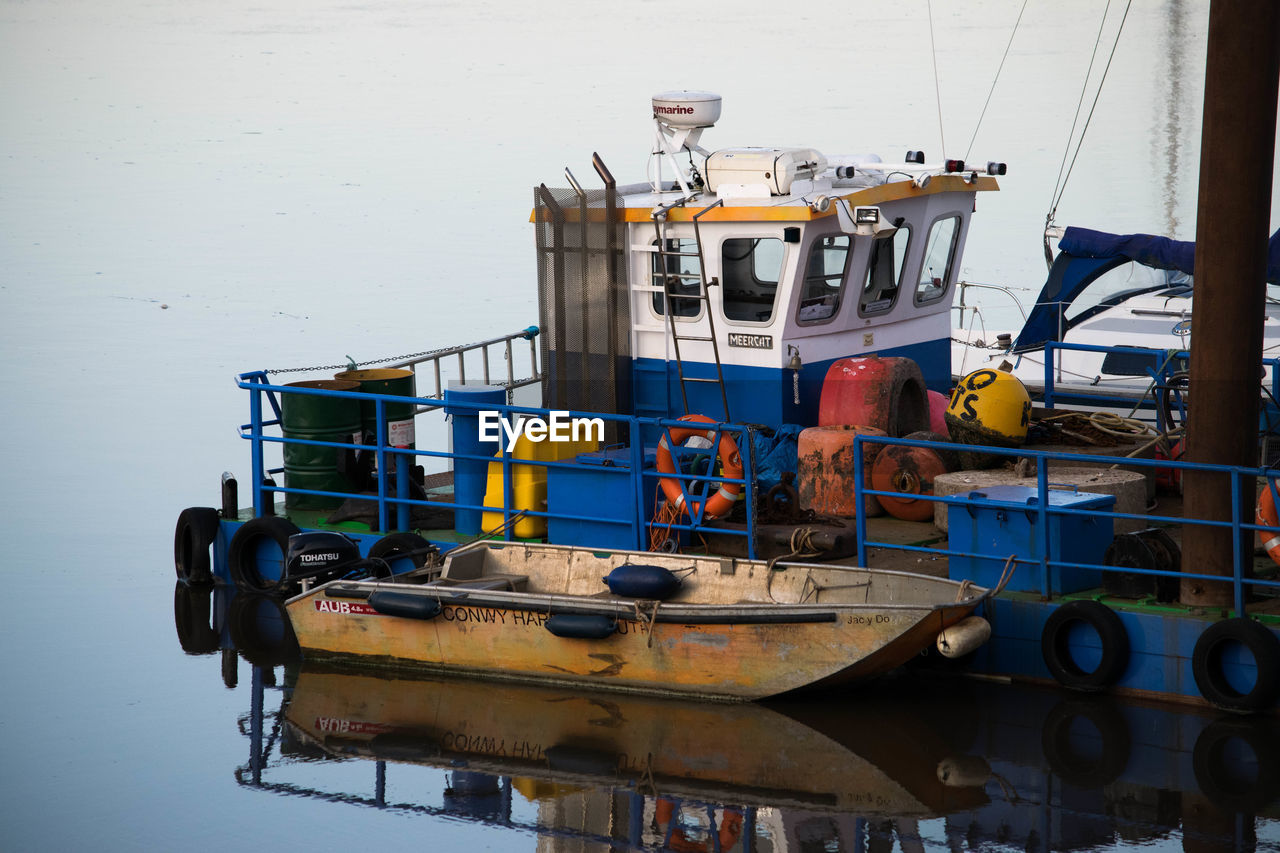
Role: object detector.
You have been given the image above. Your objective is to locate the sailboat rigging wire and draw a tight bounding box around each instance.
[1047,0,1134,225]
[964,0,1030,161]
[1049,1,1113,217]
[927,0,947,157]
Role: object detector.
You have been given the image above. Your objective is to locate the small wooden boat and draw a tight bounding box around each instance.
[285,541,988,700]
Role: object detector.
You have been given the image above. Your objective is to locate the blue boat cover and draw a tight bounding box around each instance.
[1060,226,1280,281]
[1012,226,1280,352]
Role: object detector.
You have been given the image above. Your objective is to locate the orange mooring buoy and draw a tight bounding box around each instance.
[870,431,959,521]
[797,424,887,518]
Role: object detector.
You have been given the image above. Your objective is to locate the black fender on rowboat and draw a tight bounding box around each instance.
[545,613,617,639]
[369,590,443,621]
[602,564,681,599]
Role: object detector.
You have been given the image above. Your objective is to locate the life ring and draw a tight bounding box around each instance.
[1041,600,1129,691]
[656,414,743,519]
[174,507,220,586]
[655,798,744,853]
[1191,617,1280,713]
[1255,480,1280,565]
[227,516,300,594]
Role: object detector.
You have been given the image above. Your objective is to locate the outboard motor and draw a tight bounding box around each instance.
[284,531,372,590]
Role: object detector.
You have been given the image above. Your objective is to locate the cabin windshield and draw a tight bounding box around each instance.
[860,226,910,315]
[915,215,960,304]
[721,237,784,323]
[798,235,850,324]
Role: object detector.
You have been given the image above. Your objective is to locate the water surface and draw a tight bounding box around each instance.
[2,1,1278,850]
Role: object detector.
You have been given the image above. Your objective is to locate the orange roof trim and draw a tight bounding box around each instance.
[529,175,998,223]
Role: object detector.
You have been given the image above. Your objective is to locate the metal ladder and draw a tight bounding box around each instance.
[650,199,731,422]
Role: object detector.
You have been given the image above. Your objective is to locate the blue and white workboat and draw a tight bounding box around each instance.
[174,91,1280,713]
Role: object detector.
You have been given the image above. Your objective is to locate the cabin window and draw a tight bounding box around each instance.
[721,237,784,323]
[797,235,850,324]
[860,226,911,315]
[915,215,961,304]
[651,237,703,318]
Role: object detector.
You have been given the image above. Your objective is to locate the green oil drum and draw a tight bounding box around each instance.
[281,379,362,509]
[333,368,417,458]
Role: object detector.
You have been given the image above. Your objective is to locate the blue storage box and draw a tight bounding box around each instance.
[947,486,1115,595]
[547,447,656,551]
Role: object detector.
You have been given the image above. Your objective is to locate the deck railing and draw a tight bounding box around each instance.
[852,433,1280,618]
[390,326,543,409]
[1039,343,1280,431]
[235,374,756,557]
[237,348,1280,613]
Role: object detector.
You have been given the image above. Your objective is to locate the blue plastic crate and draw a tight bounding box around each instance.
[947,485,1115,595]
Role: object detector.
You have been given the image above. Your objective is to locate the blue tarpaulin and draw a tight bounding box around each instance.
[1059,225,1280,283]
[754,423,802,493]
[1012,226,1280,352]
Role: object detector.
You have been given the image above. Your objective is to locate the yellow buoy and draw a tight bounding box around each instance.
[945,367,1031,447]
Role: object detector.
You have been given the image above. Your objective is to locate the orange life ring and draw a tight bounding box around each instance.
[654,798,744,853]
[1256,480,1280,565]
[656,414,743,519]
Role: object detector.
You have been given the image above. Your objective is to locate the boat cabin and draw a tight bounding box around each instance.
[533,91,1000,430]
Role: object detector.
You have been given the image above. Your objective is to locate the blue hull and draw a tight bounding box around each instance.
[631,337,950,427]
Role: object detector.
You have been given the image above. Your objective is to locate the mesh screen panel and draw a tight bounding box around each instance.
[534,183,630,433]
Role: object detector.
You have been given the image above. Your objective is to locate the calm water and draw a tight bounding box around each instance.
[2,0,1278,850]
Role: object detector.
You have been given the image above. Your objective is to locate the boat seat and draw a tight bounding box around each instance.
[426,573,529,592]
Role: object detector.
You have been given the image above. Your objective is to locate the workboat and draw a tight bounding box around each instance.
[174,90,1280,713]
[952,225,1280,429]
[287,540,989,700]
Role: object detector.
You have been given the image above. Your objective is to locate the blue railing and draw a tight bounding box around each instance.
[238,367,1280,612]
[1039,342,1187,427]
[1039,343,1280,433]
[852,433,1280,617]
[236,373,756,557]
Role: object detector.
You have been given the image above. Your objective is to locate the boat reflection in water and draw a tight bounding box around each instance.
[175,582,1280,852]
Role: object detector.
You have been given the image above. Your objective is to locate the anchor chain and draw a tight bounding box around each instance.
[263,340,501,375]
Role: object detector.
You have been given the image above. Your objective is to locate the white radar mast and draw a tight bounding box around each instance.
[650,90,721,197]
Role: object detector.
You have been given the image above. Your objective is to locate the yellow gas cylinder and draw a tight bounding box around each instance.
[944,367,1031,449]
[482,431,598,538]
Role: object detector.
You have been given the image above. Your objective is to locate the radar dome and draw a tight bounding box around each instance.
[652,90,722,129]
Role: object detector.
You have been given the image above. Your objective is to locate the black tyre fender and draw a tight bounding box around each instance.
[1041,600,1130,691]
[1041,697,1132,787]
[368,532,437,576]
[174,507,220,586]
[1191,618,1280,714]
[173,582,220,655]
[227,516,300,594]
[1192,717,1280,812]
